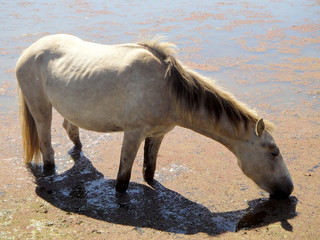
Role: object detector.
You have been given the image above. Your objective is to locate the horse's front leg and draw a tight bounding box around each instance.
[143,135,164,184]
[116,130,144,193]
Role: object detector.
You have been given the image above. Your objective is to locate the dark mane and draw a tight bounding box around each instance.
[139,38,274,132]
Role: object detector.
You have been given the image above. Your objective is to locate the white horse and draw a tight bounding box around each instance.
[16,34,293,199]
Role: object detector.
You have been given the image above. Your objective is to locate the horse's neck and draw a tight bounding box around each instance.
[176,108,243,153]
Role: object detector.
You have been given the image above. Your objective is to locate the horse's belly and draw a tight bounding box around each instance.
[69,117,124,133]
[51,97,126,132]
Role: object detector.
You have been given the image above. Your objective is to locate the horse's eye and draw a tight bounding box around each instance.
[271,148,280,158]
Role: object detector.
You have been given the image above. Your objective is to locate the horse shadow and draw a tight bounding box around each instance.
[27,149,298,236]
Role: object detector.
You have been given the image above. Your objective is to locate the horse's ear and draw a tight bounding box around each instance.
[255,118,265,137]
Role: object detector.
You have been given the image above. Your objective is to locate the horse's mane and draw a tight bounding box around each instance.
[139,37,274,132]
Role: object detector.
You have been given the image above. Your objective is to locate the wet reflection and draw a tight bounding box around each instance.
[27,151,297,236]
[235,197,297,232]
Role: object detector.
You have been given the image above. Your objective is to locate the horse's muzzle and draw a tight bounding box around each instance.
[270,181,294,199]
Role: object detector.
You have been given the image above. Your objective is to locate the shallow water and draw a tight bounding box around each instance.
[27,150,298,235]
[0,0,319,113]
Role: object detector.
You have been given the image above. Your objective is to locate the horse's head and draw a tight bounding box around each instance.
[234,119,293,199]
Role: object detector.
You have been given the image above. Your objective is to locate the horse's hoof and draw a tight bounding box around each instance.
[115,179,129,193]
[143,169,155,184]
[75,144,82,151]
[144,176,154,185]
[68,146,82,158]
[43,163,55,175]
[43,162,55,170]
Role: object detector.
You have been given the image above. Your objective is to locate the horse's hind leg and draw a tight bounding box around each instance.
[143,135,164,183]
[25,99,55,168]
[17,58,54,169]
[63,119,82,150]
[37,112,55,169]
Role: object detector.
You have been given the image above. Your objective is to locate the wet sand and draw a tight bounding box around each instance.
[1,0,319,239]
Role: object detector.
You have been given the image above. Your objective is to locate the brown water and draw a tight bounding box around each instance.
[0,0,319,239]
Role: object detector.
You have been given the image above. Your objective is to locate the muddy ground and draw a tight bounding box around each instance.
[0,0,319,239]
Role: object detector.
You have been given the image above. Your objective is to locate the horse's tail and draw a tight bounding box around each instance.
[18,87,41,164]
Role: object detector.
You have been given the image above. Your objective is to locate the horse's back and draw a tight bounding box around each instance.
[17,34,174,133]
